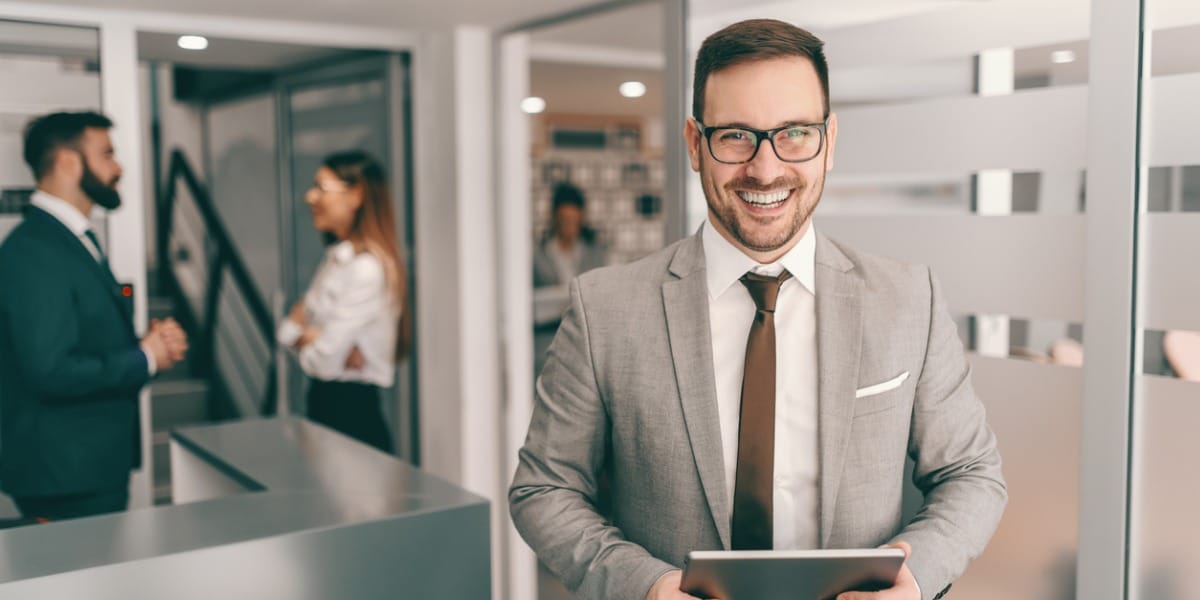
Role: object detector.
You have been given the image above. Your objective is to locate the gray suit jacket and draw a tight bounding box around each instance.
[510,231,1006,600]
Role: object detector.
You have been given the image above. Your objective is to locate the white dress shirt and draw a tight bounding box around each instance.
[31,190,156,375]
[703,218,820,550]
[277,240,398,388]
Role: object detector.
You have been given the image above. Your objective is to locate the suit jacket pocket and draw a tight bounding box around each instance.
[853,371,910,417]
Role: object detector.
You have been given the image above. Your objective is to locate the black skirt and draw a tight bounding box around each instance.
[306,379,393,453]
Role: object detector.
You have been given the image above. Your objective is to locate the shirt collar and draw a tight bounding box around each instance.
[31,190,93,237]
[701,217,817,300]
[330,239,357,264]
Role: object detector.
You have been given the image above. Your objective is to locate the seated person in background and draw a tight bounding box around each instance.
[534,181,609,289]
[277,151,408,453]
[532,182,608,373]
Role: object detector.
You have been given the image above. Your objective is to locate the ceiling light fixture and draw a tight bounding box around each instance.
[619,81,647,98]
[521,96,546,114]
[1050,50,1076,64]
[178,35,209,51]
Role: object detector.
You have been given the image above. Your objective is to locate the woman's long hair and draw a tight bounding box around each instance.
[322,151,411,360]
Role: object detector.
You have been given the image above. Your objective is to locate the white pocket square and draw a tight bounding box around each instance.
[855,371,910,399]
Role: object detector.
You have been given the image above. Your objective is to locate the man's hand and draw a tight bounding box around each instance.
[142,320,176,371]
[836,542,920,600]
[345,346,366,370]
[157,318,188,364]
[646,570,705,600]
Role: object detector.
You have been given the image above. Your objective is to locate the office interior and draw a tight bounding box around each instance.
[0,0,1198,598]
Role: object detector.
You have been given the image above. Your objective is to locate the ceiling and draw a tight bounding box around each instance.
[23,0,604,31]
[531,62,663,119]
[137,32,350,70]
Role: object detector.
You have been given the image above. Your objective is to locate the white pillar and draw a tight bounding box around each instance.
[497,31,538,600]
[413,25,504,599]
[973,48,1014,359]
[99,20,153,509]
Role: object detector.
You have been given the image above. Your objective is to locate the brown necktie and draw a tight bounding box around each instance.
[732,270,791,550]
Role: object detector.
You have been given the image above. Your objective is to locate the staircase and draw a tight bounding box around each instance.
[146,149,280,505]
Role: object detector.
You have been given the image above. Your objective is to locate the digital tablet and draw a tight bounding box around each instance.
[680,548,906,600]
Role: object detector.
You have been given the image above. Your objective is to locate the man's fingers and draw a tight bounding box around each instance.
[837,592,877,600]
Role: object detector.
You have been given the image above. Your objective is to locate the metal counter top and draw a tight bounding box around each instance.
[0,417,490,598]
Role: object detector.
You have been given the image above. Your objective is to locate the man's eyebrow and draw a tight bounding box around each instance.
[706,119,823,129]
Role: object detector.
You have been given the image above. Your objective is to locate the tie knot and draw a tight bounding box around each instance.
[740,270,791,313]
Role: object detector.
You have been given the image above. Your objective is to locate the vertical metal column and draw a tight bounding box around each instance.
[662,0,689,243]
[1077,0,1147,597]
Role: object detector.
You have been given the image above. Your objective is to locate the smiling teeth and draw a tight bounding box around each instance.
[739,190,790,206]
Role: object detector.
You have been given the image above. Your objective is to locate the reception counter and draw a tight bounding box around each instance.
[0,417,491,598]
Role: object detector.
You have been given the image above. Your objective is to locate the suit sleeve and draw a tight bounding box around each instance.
[510,278,675,600]
[891,268,1008,600]
[5,252,150,403]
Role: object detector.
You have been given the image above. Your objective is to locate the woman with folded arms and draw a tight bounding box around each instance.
[277,151,407,452]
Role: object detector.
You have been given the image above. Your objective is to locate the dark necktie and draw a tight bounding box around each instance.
[732,269,791,550]
[83,229,109,269]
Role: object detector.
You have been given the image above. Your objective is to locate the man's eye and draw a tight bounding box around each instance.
[719,130,751,142]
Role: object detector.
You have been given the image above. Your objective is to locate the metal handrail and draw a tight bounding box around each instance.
[158,149,277,416]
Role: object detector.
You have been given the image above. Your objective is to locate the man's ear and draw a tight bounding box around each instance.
[824,112,838,173]
[684,117,702,173]
[51,148,84,181]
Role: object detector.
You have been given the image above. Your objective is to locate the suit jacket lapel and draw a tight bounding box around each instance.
[27,207,135,329]
[814,233,863,547]
[662,234,732,549]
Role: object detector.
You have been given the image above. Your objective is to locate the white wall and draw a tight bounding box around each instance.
[207,93,280,297]
[0,55,101,187]
[139,61,206,272]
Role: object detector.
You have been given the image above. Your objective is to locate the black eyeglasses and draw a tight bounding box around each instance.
[695,119,828,164]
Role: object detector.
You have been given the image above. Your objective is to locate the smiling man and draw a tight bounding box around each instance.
[510,19,1006,600]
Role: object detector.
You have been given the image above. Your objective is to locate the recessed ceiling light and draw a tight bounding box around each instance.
[1051,50,1076,64]
[619,81,647,98]
[521,96,546,114]
[178,35,209,51]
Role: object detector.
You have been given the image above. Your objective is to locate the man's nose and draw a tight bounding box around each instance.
[744,138,787,182]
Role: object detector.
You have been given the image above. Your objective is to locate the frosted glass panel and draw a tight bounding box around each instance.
[817,215,1086,321]
[1132,11,1200,600]
[1131,376,1200,600]
[957,356,1081,599]
[1143,215,1200,332]
[207,94,280,300]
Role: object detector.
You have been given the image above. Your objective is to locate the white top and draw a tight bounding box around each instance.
[703,218,819,550]
[31,190,156,376]
[277,240,398,387]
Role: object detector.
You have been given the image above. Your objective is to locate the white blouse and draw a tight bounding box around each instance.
[277,240,399,387]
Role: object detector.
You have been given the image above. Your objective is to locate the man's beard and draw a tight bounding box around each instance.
[80,157,121,210]
[702,166,824,254]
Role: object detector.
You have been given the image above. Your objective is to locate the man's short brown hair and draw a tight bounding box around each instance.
[23,111,113,181]
[692,19,830,121]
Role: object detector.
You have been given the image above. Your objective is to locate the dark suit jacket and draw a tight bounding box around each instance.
[0,206,148,497]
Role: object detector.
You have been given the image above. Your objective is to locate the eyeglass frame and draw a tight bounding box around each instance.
[693,118,830,165]
[309,180,354,194]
